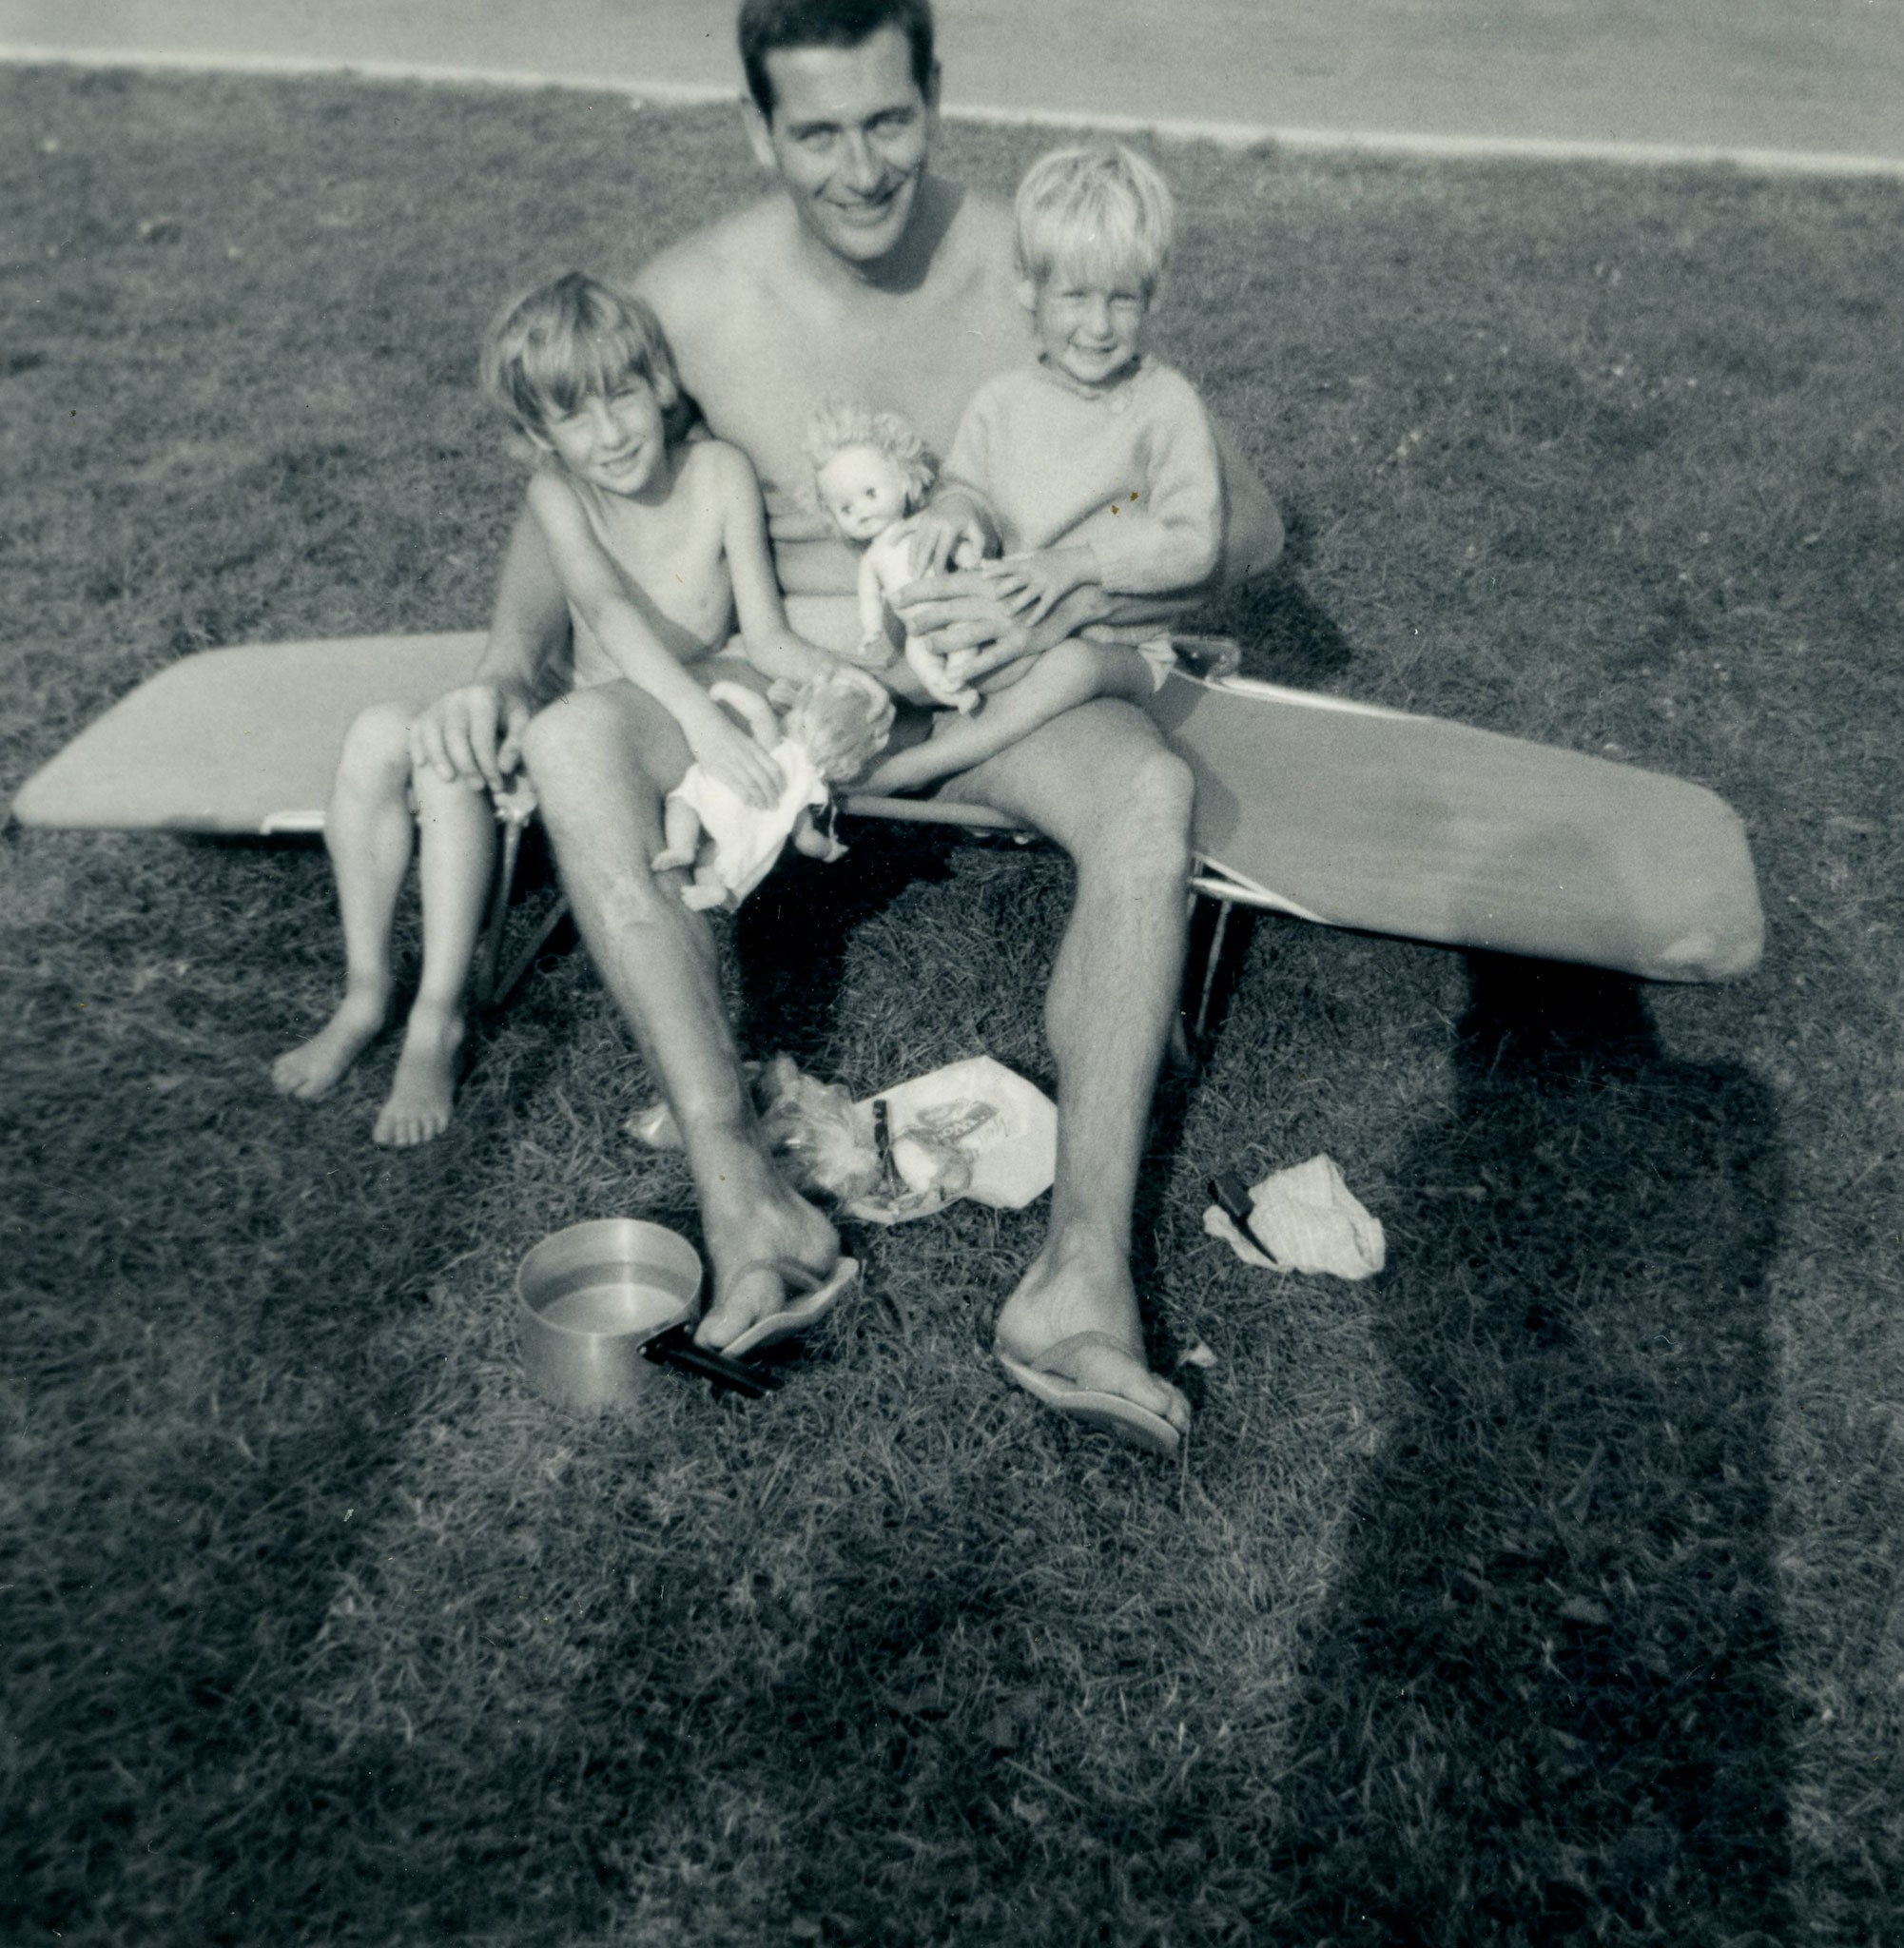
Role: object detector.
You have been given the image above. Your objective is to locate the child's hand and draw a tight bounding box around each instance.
[980,547,1093,630]
[410,684,534,795]
[494,692,534,781]
[685,703,784,809]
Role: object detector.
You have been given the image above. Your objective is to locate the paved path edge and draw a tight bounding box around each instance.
[6,43,1902,180]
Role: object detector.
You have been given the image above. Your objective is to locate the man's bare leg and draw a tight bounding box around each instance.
[520,683,838,1348]
[945,697,1195,1439]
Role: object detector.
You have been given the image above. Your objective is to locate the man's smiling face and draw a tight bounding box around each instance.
[747,24,937,266]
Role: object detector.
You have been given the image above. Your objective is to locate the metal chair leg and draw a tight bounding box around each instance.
[470,813,525,1012]
[1178,891,1258,1064]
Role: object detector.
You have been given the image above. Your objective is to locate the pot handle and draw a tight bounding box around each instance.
[1210,1170,1266,1251]
[641,1321,783,1397]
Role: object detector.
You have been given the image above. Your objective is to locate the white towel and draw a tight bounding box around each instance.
[1203,1153,1386,1279]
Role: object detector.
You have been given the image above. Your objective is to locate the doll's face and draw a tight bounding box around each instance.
[816,442,912,543]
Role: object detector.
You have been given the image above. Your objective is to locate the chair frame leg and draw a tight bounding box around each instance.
[469,815,575,1015]
[1176,891,1258,1067]
[469,814,524,1012]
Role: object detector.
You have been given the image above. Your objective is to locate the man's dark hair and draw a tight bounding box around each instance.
[738,0,936,117]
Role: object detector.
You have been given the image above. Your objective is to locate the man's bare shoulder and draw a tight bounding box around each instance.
[633,198,787,327]
[936,188,1016,285]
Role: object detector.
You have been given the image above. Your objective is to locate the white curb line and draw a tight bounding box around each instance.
[5,43,1902,181]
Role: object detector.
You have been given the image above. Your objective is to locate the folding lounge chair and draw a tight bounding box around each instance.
[9,628,1764,1031]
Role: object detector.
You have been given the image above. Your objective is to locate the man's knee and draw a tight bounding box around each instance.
[519,687,619,780]
[1082,739,1194,875]
[518,690,674,897]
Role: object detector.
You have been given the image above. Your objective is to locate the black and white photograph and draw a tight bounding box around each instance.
[4,2,1900,1939]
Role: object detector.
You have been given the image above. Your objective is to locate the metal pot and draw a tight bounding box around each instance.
[515,1218,775,1412]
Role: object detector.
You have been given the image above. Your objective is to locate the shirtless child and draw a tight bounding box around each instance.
[858,140,1224,796]
[271,271,849,1144]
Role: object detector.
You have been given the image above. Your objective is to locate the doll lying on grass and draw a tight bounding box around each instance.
[651,669,894,911]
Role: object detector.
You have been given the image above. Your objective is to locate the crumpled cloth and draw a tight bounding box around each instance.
[1203,1154,1385,1279]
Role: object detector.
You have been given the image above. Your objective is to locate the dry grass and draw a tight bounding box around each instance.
[3,67,1901,1946]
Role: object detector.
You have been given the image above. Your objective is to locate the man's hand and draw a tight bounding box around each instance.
[683,701,784,809]
[902,492,994,580]
[888,566,1038,671]
[408,683,534,795]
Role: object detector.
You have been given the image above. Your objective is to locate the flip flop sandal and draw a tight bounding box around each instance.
[995,1333,1184,1458]
[720,1256,861,1360]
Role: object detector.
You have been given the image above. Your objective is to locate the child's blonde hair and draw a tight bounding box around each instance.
[804,399,937,512]
[480,270,691,441]
[1013,142,1175,300]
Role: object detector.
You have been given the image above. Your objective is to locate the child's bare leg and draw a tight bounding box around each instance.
[272,703,417,1101]
[373,764,497,1147]
[865,642,1154,794]
[651,795,704,874]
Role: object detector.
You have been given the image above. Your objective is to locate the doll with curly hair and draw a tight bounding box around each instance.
[806,401,982,713]
[651,669,895,912]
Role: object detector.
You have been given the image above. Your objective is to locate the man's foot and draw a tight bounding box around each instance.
[371,1002,464,1147]
[271,988,387,1102]
[993,1231,1192,1456]
[696,1157,843,1353]
[722,1256,861,1358]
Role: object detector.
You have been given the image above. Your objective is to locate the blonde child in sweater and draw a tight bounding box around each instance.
[861,141,1223,796]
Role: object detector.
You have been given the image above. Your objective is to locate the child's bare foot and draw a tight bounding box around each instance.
[271,988,387,1102]
[371,1002,465,1147]
[651,844,695,872]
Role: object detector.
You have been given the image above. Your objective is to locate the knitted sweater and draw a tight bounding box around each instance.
[942,357,1224,594]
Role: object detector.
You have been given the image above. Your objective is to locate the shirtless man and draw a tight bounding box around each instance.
[412,0,1282,1451]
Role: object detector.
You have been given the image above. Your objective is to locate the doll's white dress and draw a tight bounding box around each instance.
[665,739,829,908]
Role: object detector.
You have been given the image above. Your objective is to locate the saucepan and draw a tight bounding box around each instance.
[515,1218,778,1412]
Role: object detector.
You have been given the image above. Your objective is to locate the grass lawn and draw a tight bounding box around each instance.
[4,66,1901,1948]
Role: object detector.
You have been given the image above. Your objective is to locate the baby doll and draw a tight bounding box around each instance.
[651,670,895,911]
[806,401,981,713]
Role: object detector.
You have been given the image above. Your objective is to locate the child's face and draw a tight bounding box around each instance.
[533,374,671,497]
[816,442,911,542]
[1022,260,1150,391]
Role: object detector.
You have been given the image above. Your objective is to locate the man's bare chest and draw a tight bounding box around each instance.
[681,292,1022,499]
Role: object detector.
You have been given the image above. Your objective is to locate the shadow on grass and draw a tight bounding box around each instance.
[1270,955,1789,1946]
[729,823,963,1065]
[1194,563,1357,691]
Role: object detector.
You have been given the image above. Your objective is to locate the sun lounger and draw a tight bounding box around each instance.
[9,628,1763,1030]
